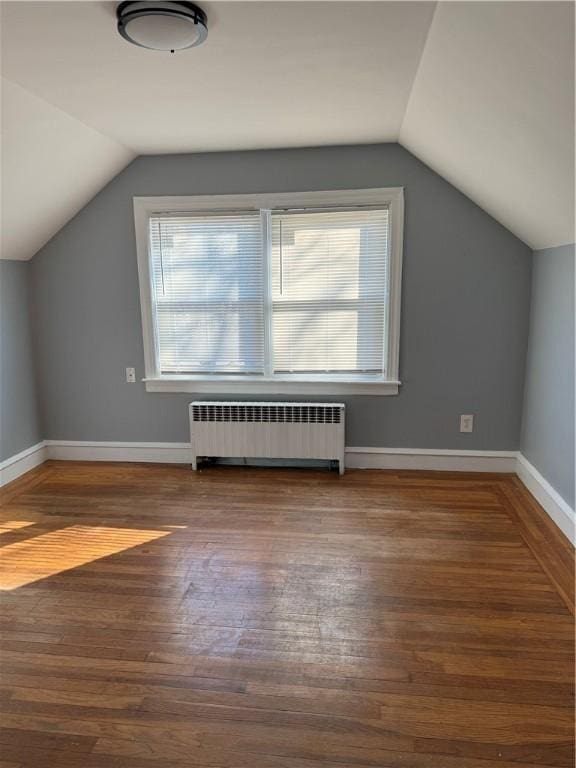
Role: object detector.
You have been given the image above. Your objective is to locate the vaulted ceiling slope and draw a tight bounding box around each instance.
[400,1,575,251]
[1,1,573,261]
[1,78,135,261]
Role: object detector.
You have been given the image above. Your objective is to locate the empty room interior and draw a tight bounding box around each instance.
[0,1,575,766]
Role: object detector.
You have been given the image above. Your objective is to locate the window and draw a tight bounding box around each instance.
[150,212,265,375]
[270,209,389,377]
[135,189,404,394]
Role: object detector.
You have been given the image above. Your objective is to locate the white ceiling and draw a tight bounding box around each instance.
[1,1,435,153]
[400,1,575,251]
[1,1,574,260]
[1,77,134,262]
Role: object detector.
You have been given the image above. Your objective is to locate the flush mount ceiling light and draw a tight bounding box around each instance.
[117,1,208,52]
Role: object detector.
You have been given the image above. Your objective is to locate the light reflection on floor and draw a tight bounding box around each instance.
[0,520,36,535]
[0,525,170,590]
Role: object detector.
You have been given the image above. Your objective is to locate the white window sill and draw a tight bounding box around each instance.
[143,376,400,396]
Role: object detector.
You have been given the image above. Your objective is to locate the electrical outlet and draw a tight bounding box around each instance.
[126,367,136,383]
[460,414,474,433]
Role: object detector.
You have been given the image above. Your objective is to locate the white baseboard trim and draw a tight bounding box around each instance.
[44,440,192,464]
[0,442,47,487]
[516,453,575,545]
[43,441,517,473]
[346,447,518,472]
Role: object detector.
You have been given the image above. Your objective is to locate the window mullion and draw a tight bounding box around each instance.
[261,208,274,378]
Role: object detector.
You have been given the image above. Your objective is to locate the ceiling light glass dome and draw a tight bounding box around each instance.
[117,2,208,52]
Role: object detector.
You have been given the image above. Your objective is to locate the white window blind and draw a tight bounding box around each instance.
[149,212,265,375]
[140,194,399,391]
[271,208,389,375]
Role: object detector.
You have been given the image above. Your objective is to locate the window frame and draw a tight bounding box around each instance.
[134,188,404,395]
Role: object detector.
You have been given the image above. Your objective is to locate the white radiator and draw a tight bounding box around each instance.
[189,401,346,474]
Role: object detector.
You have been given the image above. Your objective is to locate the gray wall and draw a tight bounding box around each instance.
[30,144,532,449]
[0,260,42,461]
[521,244,575,508]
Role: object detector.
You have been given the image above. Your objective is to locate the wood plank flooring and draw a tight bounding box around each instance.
[0,461,573,768]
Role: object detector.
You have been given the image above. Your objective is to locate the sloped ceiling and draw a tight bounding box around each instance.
[1,1,573,260]
[400,1,575,251]
[1,78,135,261]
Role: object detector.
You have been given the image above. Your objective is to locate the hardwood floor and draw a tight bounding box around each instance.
[0,461,573,768]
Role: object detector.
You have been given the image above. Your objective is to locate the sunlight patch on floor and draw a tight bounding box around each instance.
[0,525,170,589]
[0,521,36,535]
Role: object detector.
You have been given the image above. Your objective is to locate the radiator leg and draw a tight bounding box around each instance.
[338,459,345,476]
[191,456,197,471]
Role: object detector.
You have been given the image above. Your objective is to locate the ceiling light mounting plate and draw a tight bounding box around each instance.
[116,1,208,52]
